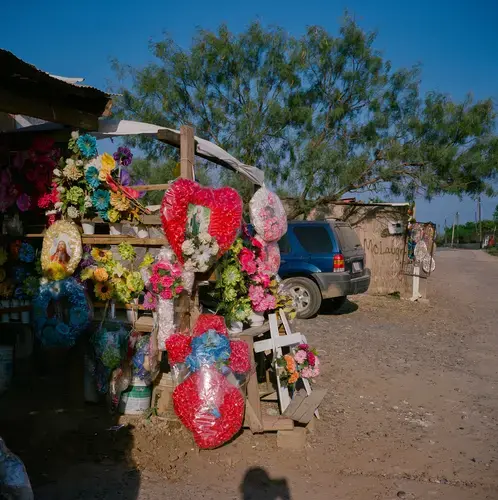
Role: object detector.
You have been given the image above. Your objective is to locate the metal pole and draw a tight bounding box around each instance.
[478,196,482,248]
[451,213,456,248]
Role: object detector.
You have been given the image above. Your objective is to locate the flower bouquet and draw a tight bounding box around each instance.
[275,344,320,389]
[165,314,251,449]
[182,232,219,273]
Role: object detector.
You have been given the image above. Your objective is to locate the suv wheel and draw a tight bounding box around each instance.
[284,277,322,319]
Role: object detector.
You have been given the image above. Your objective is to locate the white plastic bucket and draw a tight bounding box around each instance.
[0,346,14,394]
[109,223,123,235]
[118,378,152,415]
[81,221,96,235]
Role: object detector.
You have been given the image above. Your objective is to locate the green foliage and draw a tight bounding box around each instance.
[113,16,498,218]
[493,204,498,222]
[441,220,496,244]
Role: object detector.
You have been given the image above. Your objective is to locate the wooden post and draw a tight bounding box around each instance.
[177,125,197,331]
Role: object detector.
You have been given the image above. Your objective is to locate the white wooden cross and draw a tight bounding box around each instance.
[253,311,319,418]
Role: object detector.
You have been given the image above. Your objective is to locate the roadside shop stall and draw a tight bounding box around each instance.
[0,50,325,463]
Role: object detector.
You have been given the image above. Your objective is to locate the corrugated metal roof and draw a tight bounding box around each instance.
[0,49,112,129]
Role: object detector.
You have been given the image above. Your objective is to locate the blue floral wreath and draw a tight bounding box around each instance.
[33,278,92,347]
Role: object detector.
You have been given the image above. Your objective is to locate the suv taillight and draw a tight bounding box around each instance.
[333,254,345,272]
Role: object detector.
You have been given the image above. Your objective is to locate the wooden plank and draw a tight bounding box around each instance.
[269,313,292,413]
[180,125,195,180]
[260,391,278,401]
[242,336,264,433]
[93,302,150,311]
[280,310,293,336]
[244,400,264,433]
[129,183,171,192]
[287,389,327,424]
[25,234,167,246]
[0,87,108,130]
[253,332,303,354]
[282,389,307,418]
[262,415,294,432]
[134,316,154,333]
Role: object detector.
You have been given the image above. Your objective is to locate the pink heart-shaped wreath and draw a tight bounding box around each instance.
[161,179,243,264]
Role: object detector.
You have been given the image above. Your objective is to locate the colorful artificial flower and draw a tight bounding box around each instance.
[85,166,100,189]
[91,189,110,211]
[91,248,112,263]
[80,267,94,281]
[142,291,157,310]
[113,278,132,303]
[113,146,133,167]
[93,268,109,282]
[67,206,80,219]
[140,253,155,269]
[76,134,97,158]
[110,192,130,211]
[288,372,300,385]
[118,243,136,261]
[63,159,83,180]
[98,209,109,222]
[126,271,144,293]
[37,193,53,209]
[107,208,120,223]
[45,262,68,281]
[221,265,242,286]
[19,242,35,263]
[238,248,257,275]
[99,152,116,181]
[94,282,113,301]
[66,186,84,205]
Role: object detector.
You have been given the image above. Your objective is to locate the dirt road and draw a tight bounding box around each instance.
[33,249,498,499]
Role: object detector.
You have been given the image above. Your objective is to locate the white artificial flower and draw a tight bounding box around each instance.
[76,160,83,167]
[71,131,79,140]
[45,210,57,215]
[211,241,219,254]
[66,158,75,167]
[197,248,213,265]
[40,277,48,285]
[198,232,212,244]
[67,206,80,219]
[183,260,196,272]
[57,186,65,193]
[53,168,61,177]
[84,195,92,208]
[63,163,83,181]
[54,202,63,209]
[181,239,196,256]
[86,155,102,172]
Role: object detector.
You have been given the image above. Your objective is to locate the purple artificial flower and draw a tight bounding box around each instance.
[80,245,95,268]
[118,168,131,186]
[113,146,133,167]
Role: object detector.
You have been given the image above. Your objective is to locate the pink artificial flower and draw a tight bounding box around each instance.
[294,350,307,364]
[251,237,263,250]
[307,352,316,366]
[239,247,257,275]
[16,193,31,212]
[161,289,173,300]
[175,285,184,295]
[160,275,174,289]
[149,273,161,288]
[142,291,157,310]
[301,367,314,379]
[253,272,271,288]
[170,264,183,278]
[298,344,309,351]
[311,367,320,378]
[37,193,52,209]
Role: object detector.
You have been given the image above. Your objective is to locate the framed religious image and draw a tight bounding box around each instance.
[186,203,211,237]
[41,220,82,278]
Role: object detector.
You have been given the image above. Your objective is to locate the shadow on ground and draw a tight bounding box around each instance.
[240,467,291,500]
[319,298,359,316]
[0,331,140,500]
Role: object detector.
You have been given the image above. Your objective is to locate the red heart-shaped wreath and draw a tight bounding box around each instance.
[161,179,243,264]
[172,367,245,449]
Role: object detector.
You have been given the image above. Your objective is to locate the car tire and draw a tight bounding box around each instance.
[321,296,347,313]
[283,277,322,319]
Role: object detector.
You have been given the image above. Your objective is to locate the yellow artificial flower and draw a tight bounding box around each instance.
[110,192,130,212]
[45,262,68,281]
[93,267,109,282]
[91,248,112,263]
[94,281,114,301]
[80,267,94,281]
[107,208,121,223]
[98,153,115,181]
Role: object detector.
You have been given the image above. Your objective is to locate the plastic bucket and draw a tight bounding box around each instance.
[0,346,14,394]
[118,378,151,415]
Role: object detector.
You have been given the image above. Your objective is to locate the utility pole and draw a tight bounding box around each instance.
[444,217,447,246]
[478,196,482,248]
[451,212,458,248]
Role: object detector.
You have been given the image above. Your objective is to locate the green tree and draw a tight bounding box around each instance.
[493,204,498,222]
[113,17,498,218]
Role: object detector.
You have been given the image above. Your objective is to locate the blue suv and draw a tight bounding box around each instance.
[278,220,371,318]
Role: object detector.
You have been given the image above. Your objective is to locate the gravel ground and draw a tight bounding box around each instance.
[18,249,498,499]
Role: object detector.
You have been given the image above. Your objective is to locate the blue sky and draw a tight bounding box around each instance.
[3,0,498,228]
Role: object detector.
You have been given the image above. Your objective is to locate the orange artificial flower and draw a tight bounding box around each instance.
[284,354,296,374]
[288,372,300,385]
[93,267,109,282]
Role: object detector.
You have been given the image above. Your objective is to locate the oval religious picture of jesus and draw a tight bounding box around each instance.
[41,220,82,278]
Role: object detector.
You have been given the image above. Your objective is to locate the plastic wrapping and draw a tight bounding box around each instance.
[157,298,175,350]
[254,235,281,275]
[165,314,252,449]
[92,319,129,394]
[249,187,287,242]
[0,438,33,500]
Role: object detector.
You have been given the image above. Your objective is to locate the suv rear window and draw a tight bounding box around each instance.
[332,223,362,253]
[278,233,292,254]
[293,226,333,253]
